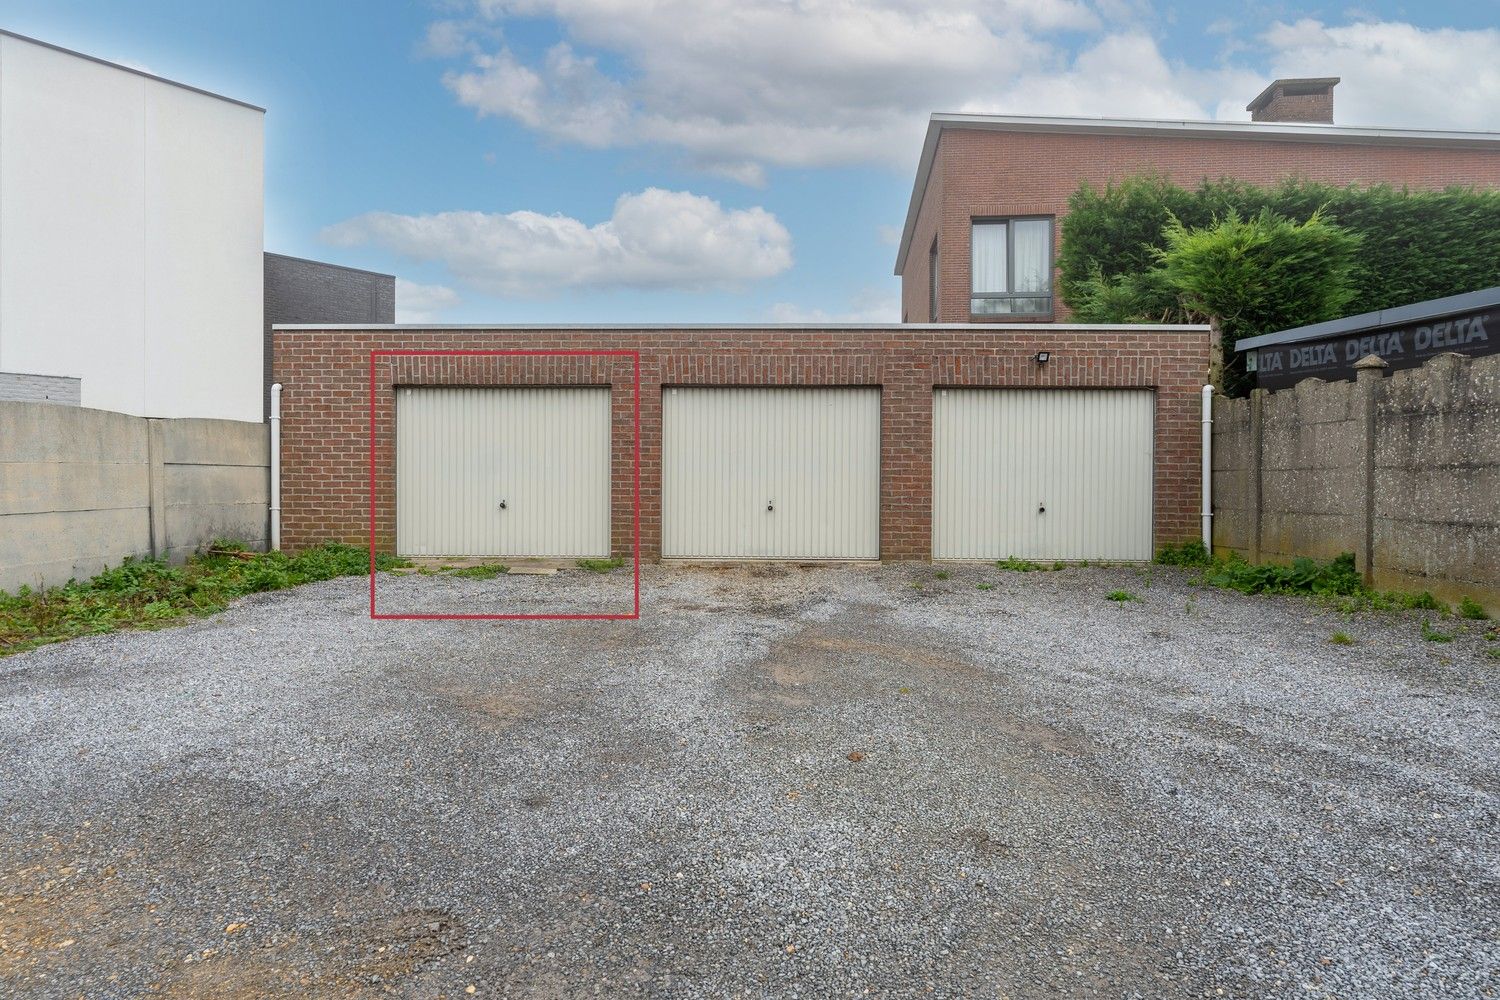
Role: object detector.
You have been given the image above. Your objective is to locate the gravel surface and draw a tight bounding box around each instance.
[2,562,1496,998]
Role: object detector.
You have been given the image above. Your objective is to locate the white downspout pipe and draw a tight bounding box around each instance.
[1201,384,1213,552]
[270,383,282,551]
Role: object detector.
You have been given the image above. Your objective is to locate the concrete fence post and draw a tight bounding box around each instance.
[1352,354,1389,586]
[146,418,167,560]
[1248,388,1265,564]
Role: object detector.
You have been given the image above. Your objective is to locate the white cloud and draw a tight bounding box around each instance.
[1247,19,1500,130]
[964,32,1222,120]
[768,290,901,325]
[435,0,1117,176]
[323,188,793,298]
[427,5,1500,182]
[395,279,461,323]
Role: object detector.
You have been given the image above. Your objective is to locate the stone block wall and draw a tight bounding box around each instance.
[1213,352,1499,607]
[0,402,268,592]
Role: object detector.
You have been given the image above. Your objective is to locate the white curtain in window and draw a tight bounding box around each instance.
[1012,220,1050,293]
[971,222,1008,294]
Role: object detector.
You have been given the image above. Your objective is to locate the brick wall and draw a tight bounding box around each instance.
[272,326,1209,561]
[0,371,81,406]
[264,254,395,420]
[1250,88,1335,124]
[901,129,1500,325]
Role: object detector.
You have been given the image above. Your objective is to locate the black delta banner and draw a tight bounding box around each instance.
[1250,307,1497,389]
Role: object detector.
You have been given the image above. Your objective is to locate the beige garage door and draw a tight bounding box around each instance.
[662,387,880,559]
[396,387,611,558]
[932,388,1154,561]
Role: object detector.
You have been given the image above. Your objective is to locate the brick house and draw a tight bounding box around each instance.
[896,78,1500,325]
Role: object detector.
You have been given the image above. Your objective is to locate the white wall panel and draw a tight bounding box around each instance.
[933,389,1154,560]
[663,387,880,559]
[0,33,263,421]
[397,387,611,558]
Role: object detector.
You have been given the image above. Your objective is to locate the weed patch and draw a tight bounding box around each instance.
[1421,620,1453,644]
[1107,590,1137,602]
[450,563,510,579]
[1155,540,1213,567]
[1,542,408,656]
[1204,553,1363,597]
[975,583,994,591]
[996,556,1055,573]
[934,571,950,581]
[1329,631,1354,646]
[576,557,626,573]
[1459,597,1490,621]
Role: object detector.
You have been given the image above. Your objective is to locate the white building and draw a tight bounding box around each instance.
[0,29,264,422]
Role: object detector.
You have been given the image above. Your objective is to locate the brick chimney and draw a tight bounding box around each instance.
[1246,77,1340,124]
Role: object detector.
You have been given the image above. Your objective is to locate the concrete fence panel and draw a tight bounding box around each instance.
[1372,353,1500,602]
[1213,352,1500,608]
[0,402,268,593]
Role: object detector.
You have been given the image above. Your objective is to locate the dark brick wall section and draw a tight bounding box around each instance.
[263,253,395,419]
[901,130,1500,326]
[1250,88,1335,124]
[272,327,1210,561]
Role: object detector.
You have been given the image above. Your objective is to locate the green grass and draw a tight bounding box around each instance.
[933,570,950,581]
[450,563,509,579]
[996,556,1052,573]
[1155,540,1214,567]
[1329,631,1355,646]
[0,541,409,657]
[1106,590,1137,602]
[975,582,994,591]
[1458,596,1490,621]
[1203,553,1364,598]
[576,557,626,573]
[1421,620,1454,644]
[1488,649,1500,660]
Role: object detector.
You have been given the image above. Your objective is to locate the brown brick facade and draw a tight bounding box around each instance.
[272,325,1209,561]
[902,128,1500,325]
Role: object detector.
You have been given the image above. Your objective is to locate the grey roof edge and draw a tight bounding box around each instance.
[272,322,1211,333]
[0,28,265,113]
[893,113,1500,275]
[1235,286,1500,351]
[264,251,395,280]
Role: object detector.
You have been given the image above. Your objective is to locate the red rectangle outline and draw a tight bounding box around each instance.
[367,348,641,621]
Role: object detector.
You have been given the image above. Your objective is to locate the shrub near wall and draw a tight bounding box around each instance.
[1059,177,1500,324]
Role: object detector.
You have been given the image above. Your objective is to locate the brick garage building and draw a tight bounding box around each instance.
[897,78,1500,325]
[272,324,1208,562]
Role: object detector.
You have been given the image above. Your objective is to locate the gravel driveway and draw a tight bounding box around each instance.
[2,563,1496,998]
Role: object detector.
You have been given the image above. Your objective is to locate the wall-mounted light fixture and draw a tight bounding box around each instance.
[1034,351,1051,364]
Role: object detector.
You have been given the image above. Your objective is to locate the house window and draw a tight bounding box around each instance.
[970,217,1053,316]
[928,238,939,322]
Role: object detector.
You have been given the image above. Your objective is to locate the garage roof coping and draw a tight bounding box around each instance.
[272,322,1211,332]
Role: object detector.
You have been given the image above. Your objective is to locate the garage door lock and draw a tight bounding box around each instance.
[767,500,775,512]
[1038,502,1046,514]
[497,499,508,510]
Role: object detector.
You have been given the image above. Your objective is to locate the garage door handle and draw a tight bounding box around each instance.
[1038,502,1046,514]
[767,500,775,512]
[498,499,508,510]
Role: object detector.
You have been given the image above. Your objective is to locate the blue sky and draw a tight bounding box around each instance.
[3,0,1496,323]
